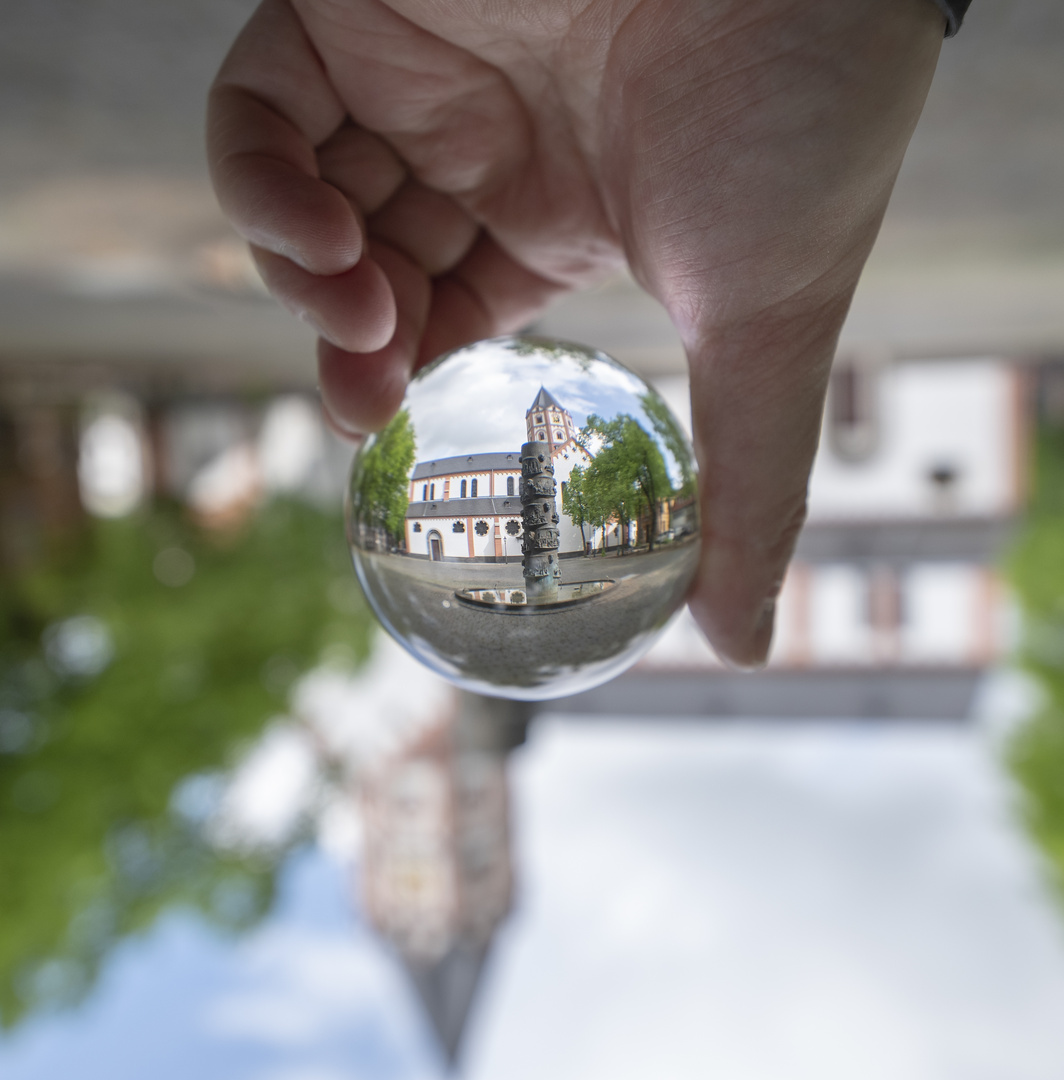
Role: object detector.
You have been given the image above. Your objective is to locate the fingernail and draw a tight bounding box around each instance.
[749,598,776,667]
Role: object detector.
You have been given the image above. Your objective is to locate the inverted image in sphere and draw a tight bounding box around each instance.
[346,336,700,699]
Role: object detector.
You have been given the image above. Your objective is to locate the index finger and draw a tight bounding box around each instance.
[207,0,362,277]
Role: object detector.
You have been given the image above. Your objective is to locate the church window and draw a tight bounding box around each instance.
[429,483,435,500]
[505,520,520,536]
[506,476,514,496]
[452,521,465,533]
[535,413,543,424]
[460,479,467,498]
[422,484,428,500]
[412,522,422,532]
[470,478,478,497]
[474,520,489,536]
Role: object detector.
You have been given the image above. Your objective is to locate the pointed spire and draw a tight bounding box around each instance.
[403,939,492,1070]
[529,386,561,411]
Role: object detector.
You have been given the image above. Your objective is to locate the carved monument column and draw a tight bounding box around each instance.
[519,441,560,602]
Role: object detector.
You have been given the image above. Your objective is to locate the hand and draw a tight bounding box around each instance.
[208,0,944,667]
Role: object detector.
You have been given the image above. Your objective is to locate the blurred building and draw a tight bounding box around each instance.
[358,693,524,1066]
[541,355,1030,719]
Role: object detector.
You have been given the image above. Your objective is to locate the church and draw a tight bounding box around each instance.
[403,388,593,561]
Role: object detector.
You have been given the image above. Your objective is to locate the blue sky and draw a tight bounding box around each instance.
[397,338,690,480]
[0,852,443,1080]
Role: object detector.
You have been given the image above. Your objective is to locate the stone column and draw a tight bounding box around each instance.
[519,442,560,602]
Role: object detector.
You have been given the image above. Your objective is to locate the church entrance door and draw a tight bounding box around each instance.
[428,531,443,561]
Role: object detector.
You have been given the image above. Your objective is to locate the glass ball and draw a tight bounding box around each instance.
[346,336,700,700]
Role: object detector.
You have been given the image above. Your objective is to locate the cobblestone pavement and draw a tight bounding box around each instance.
[355,542,700,698]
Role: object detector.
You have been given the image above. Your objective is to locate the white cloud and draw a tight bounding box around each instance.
[208,723,320,853]
[403,338,655,461]
[293,635,455,778]
[464,719,1064,1080]
[203,926,420,1052]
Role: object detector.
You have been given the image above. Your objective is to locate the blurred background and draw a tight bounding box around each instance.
[3,1,1064,1077]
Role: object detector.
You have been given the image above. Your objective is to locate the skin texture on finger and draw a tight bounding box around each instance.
[317,125,408,214]
[292,0,625,286]
[318,243,431,433]
[418,234,569,364]
[686,295,852,667]
[317,232,568,432]
[209,0,365,274]
[251,246,397,352]
[368,180,480,276]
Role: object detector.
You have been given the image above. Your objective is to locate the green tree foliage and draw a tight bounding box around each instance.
[639,390,696,496]
[578,414,672,552]
[1008,423,1064,901]
[350,409,416,544]
[0,500,373,1028]
[561,464,591,551]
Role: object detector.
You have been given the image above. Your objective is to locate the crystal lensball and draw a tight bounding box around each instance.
[346,336,700,700]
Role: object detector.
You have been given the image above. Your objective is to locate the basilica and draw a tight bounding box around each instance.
[403,388,593,561]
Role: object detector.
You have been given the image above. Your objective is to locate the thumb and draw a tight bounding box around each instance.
[684,294,851,667]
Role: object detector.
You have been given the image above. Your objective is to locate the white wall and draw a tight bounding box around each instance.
[808,359,1019,520]
[652,360,1021,522]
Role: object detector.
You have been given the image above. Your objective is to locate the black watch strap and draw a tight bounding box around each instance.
[930,0,972,37]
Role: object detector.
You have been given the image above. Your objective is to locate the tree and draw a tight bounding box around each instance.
[561,464,590,552]
[350,409,416,546]
[0,499,374,1028]
[579,414,672,552]
[639,391,696,497]
[1008,422,1064,912]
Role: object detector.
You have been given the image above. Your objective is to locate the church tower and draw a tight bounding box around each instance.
[526,387,578,457]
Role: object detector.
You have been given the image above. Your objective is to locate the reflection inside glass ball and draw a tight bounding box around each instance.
[346,336,700,700]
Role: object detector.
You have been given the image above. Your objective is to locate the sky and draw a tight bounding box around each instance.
[5,709,1064,1080]
[400,338,686,470]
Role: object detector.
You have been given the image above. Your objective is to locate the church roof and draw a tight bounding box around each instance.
[411,452,519,479]
[529,386,562,411]
[406,496,520,518]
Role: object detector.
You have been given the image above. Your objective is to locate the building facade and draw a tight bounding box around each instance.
[404,388,592,560]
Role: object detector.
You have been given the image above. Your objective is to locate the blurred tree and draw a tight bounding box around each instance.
[1009,423,1064,901]
[350,409,416,547]
[0,499,373,1028]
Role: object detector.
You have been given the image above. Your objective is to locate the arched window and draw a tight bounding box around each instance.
[460,479,467,498]
[470,478,478,497]
[506,476,514,496]
[429,483,435,500]
[422,484,428,501]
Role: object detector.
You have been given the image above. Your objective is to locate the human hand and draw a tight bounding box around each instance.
[208,0,944,667]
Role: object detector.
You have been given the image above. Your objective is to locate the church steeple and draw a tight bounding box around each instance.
[525,387,577,455]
